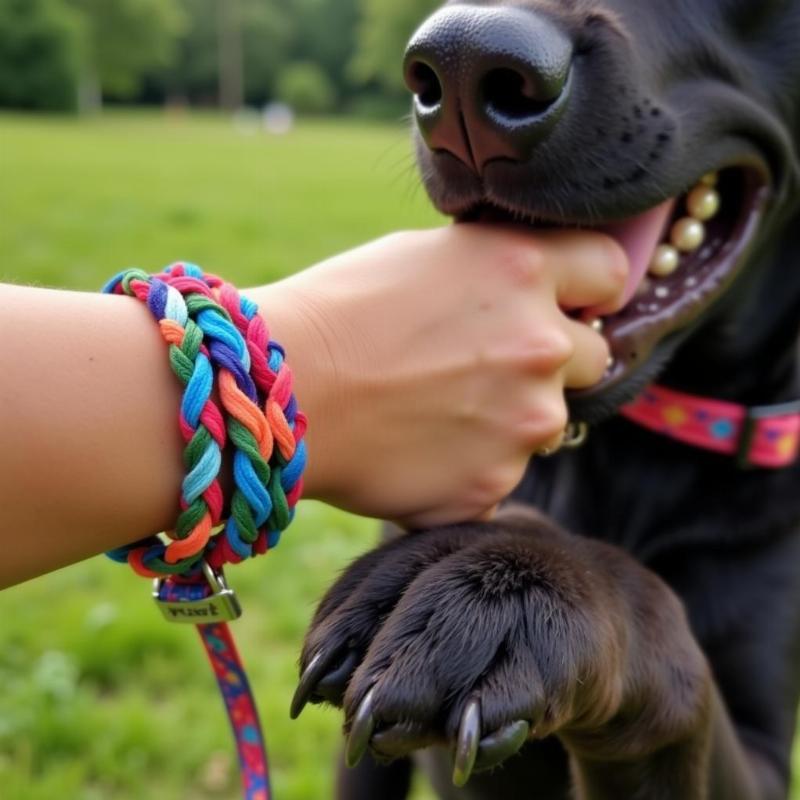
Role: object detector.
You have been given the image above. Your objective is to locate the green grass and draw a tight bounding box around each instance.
[0,111,440,800]
[0,111,440,287]
[1,111,798,800]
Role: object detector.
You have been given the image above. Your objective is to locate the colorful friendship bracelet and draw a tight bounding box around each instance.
[103,263,307,800]
[103,263,307,576]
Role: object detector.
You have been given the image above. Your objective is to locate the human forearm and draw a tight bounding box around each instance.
[0,225,626,587]
[0,284,189,587]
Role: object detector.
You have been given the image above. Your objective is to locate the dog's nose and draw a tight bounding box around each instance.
[404,5,572,173]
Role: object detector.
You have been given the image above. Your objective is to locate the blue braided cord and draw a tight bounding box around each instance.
[147,279,169,320]
[281,440,307,489]
[176,262,205,279]
[107,536,153,563]
[224,517,254,559]
[240,295,259,319]
[267,512,294,549]
[209,342,259,403]
[267,348,284,372]
[233,451,273,526]
[183,353,214,427]
[100,271,129,294]
[196,309,252,372]
[285,395,298,423]
[184,444,223,505]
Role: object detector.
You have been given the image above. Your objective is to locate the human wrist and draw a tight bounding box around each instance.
[101,265,307,575]
[246,278,343,505]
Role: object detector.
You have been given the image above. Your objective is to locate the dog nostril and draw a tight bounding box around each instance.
[407,62,443,108]
[482,68,555,121]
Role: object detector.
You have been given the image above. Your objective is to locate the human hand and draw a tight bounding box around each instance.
[252,224,627,527]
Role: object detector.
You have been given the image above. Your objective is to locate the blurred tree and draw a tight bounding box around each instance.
[218,0,243,110]
[275,61,336,113]
[351,0,438,95]
[167,0,290,106]
[288,0,359,105]
[65,0,185,108]
[240,0,292,103]
[0,0,440,116]
[0,0,83,111]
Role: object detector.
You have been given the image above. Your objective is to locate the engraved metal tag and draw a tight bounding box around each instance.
[153,562,243,624]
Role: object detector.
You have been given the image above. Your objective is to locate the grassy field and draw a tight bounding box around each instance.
[0,112,441,800]
[1,112,799,800]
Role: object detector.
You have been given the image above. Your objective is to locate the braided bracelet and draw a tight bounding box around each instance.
[101,263,303,800]
[103,263,307,576]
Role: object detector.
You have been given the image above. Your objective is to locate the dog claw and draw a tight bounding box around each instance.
[371,721,433,758]
[452,698,481,788]
[315,649,360,706]
[475,720,530,772]
[345,688,377,769]
[291,650,336,720]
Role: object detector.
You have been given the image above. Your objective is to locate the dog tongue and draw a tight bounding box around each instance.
[599,199,676,307]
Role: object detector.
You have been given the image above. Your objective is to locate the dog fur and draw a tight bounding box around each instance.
[297,2,800,798]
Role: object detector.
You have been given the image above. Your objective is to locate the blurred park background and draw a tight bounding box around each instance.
[2,1,800,799]
[1,1,446,798]
[0,0,441,118]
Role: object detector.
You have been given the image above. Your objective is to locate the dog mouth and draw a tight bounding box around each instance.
[460,167,769,396]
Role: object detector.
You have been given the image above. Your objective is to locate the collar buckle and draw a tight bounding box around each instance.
[737,400,800,470]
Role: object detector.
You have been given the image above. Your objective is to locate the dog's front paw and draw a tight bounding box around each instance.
[294,511,633,785]
[290,522,484,719]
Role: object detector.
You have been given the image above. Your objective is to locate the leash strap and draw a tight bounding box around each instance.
[621,384,800,469]
[157,571,270,800]
[199,623,270,800]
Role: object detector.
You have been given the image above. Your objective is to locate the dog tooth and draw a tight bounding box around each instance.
[655,286,670,299]
[671,218,705,253]
[700,172,719,187]
[649,244,681,277]
[590,318,604,333]
[687,186,720,221]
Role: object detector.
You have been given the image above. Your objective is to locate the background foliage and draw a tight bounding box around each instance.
[0,0,83,111]
[0,0,440,114]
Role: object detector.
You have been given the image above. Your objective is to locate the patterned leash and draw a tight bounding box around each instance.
[158,570,269,800]
[103,264,307,800]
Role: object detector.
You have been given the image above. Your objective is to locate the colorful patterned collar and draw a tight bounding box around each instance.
[620,384,800,469]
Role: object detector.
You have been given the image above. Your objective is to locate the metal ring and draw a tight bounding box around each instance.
[535,422,590,458]
[562,421,589,449]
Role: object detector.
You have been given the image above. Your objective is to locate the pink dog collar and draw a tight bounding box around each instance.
[621,384,800,469]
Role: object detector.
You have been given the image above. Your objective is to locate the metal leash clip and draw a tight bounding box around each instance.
[153,560,243,624]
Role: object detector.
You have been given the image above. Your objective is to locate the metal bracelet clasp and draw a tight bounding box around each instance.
[153,561,243,624]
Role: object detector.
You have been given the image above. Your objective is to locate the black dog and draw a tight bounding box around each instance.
[293,2,800,798]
